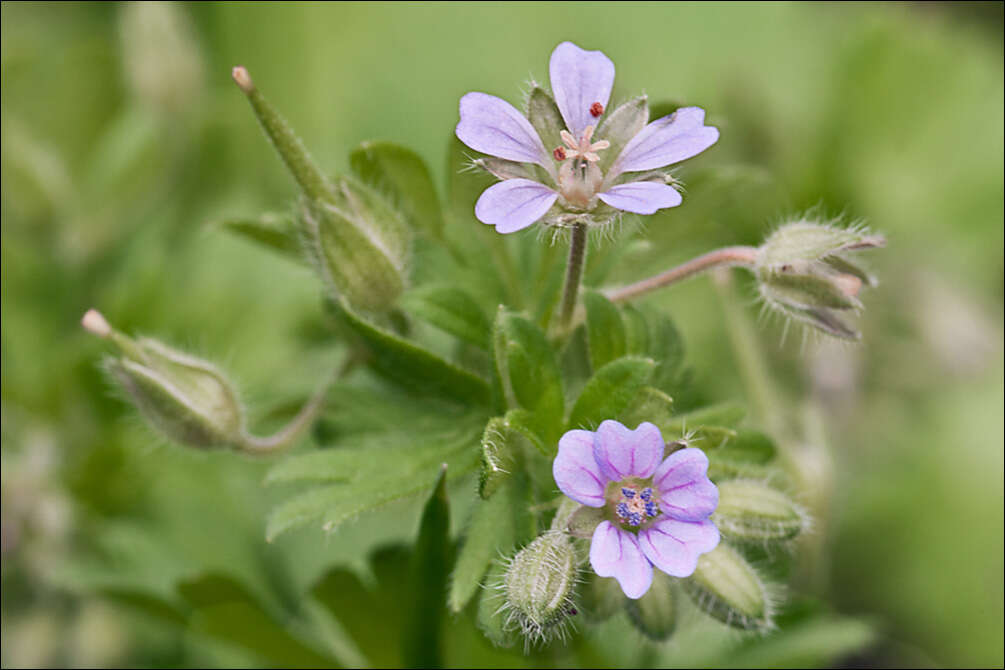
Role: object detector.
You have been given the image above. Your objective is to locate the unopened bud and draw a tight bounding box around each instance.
[756,219,884,340]
[305,176,410,313]
[713,479,808,543]
[81,309,112,338]
[503,531,579,645]
[682,544,773,630]
[105,336,245,450]
[625,570,677,640]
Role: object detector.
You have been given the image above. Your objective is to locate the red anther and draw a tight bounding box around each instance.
[589,102,604,117]
[553,146,567,161]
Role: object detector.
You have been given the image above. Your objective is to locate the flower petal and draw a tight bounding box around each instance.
[609,107,719,177]
[638,517,720,578]
[593,420,665,481]
[590,521,653,599]
[598,181,682,214]
[652,448,719,521]
[553,429,606,507]
[456,92,548,165]
[474,179,557,234]
[549,42,615,138]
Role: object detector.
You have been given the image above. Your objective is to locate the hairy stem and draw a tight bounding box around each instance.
[557,222,588,331]
[605,246,758,303]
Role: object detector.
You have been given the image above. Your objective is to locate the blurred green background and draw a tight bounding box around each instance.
[2,2,1002,667]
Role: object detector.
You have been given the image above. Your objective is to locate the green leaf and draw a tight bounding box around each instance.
[215,211,304,263]
[723,609,876,669]
[716,428,778,464]
[584,290,627,371]
[338,300,490,405]
[349,141,443,239]
[476,559,515,647]
[178,573,335,668]
[569,356,656,430]
[647,311,687,391]
[400,284,491,349]
[618,386,675,430]
[478,409,546,498]
[403,466,450,668]
[449,482,519,612]
[493,309,565,444]
[264,429,479,540]
[654,403,747,446]
[620,304,651,355]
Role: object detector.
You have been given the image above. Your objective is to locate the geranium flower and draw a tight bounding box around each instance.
[455,41,719,233]
[553,420,720,599]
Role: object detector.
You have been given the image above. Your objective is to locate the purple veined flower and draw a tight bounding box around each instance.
[455,41,719,234]
[553,419,720,599]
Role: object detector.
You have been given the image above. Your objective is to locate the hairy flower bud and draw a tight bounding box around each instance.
[303,176,409,313]
[713,479,808,543]
[103,334,245,450]
[233,67,410,313]
[682,544,773,630]
[82,310,327,454]
[756,220,885,339]
[502,531,579,645]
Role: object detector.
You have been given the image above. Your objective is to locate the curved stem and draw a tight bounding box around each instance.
[604,246,758,304]
[557,222,588,331]
[239,356,357,454]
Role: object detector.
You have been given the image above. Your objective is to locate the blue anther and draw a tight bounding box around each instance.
[616,502,629,519]
[640,488,653,501]
[645,501,658,517]
[621,487,636,499]
[628,512,643,526]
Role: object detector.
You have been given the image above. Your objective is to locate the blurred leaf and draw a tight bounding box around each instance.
[618,386,675,430]
[569,356,656,430]
[584,290,627,372]
[338,300,490,405]
[476,560,514,647]
[401,284,491,349]
[403,466,450,668]
[450,482,519,612]
[311,547,412,668]
[493,309,565,444]
[179,573,336,668]
[715,429,777,464]
[721,611,876,668]
[350,140,444,239]
[215,211,304,263]
[264,426,479,540]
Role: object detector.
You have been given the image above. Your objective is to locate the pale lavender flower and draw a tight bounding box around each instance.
[553,420,720,599]
[455,41,720,233]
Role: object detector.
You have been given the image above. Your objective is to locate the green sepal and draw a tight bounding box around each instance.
[713,479,807,543]
[349,140,444,240]
[568,356,656,430]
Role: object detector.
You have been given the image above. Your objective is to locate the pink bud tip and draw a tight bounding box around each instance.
[231,66,254,93]
[81,309,112,338]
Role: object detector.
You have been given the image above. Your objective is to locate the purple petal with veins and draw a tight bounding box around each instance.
[638,517,720,577]
[609,106,719,177]
[474,179,557,233]
[553,429,606,507]
[456,92,549,165]
[590,521,654,599]
[598,181,682,214]
[652,447,719,521]
[593,420,665,481]
[549,42,615,138]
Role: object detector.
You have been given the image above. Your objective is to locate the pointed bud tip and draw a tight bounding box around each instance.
[231,66,254,93]
[81,309,112,338]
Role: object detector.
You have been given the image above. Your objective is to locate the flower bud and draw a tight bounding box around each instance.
[625,570,677,640]
[234,68,410,313]
[682,544,773,630]
[303,175,410,313]
[104,334,245,450]
[503,531,579,644]
[577,571,624,623]
[756,220,884,340]
[712,479,808,543]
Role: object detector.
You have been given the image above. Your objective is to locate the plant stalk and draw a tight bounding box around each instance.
[557,222,588,331]
[605,246,758,303]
